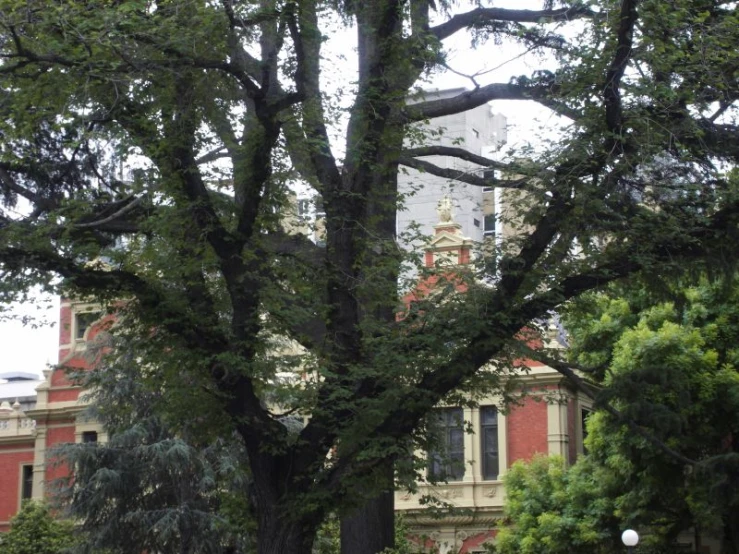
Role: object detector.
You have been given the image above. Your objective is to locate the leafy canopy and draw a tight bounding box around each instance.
[55,336,254,554]
[564,278,739,546]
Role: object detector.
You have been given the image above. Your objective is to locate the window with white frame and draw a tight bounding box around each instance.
[480,406,499,480]
[75,311,100,340]
[483,214,496,237]
[428,408,465,481]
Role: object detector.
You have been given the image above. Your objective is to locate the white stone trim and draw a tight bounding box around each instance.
[75,419,107,444]
[547,401,570,459]
[31,428,46,500]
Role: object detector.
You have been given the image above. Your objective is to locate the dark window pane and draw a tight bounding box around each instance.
[483,427,498,449]
[428,408,465,481]
[483,453,499,480]
[297,199,311,216]
[75,312,100,340]
[481,406,497,425]
[449,428,464,452]
[82,431,98,443]
[21,465,33,499]
[481,406,499,480]
[483,214,496,236]
[430,454,443,479]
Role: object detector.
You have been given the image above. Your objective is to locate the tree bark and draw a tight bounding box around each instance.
[722,510,739,554]
[340,492,395,554]
[340,462,395,554]
[249,450,319,554]
[257,519,315,554]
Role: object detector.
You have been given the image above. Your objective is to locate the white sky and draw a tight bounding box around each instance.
[1,295,60,376]
[0,0,568,377]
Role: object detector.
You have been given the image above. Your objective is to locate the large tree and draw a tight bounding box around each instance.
[0,1,738,553]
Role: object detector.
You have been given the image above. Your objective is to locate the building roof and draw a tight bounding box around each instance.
[0,372,43,401]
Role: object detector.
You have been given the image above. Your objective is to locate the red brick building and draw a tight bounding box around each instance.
[395,210,591,553]
[0,298,106,532]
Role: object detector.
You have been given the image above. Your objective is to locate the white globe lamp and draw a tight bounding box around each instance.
[621,529,639,554]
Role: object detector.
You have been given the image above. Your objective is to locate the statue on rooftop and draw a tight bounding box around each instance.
[437,195,454,223]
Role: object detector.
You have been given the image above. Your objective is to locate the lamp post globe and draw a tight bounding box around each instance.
[622,529,639,554]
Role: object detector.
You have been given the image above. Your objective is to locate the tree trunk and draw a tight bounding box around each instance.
[257,520,315,554]
[722,510,739,554]
[340,462,395,554]
[340,492,395,554]
[250,455,319,554]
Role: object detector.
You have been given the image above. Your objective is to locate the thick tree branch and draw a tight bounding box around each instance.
[403,82,581,122]
[401,146,507,169]
[289,1,341,192]
[73,195,145,230]
[409,0,430,37]
[133,33,265,98]
[0,165,43,206]
[260,230,327,349]
[195,146,229,165]
[602,0,638,148]
[261,229,324,267]
[431,6,595,41]
[0,246,224,350]
[220,0,280,29]
[398,156,527,190]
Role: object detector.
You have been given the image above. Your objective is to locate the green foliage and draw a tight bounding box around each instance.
[0,502,76,554]
[498,278,739,554]
[312,514,418,554]
[562,277,739,548]
[496,456,619,554]
[55,340,254,554]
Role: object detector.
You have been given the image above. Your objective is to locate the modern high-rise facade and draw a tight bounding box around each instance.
[397,88,507,247]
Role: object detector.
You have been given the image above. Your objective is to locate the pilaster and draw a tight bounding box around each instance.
[547,401,570,462]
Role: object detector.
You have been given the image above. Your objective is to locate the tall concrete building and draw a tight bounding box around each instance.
[398,88,507,247]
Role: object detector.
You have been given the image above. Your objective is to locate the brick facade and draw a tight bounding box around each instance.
[506,396,549,464]
[0,447,34,531]
[0,297,101,531]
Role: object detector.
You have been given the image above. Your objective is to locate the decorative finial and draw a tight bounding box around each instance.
[437,195,454,223]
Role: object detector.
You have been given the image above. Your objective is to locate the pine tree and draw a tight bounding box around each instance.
[55,336,254,554]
